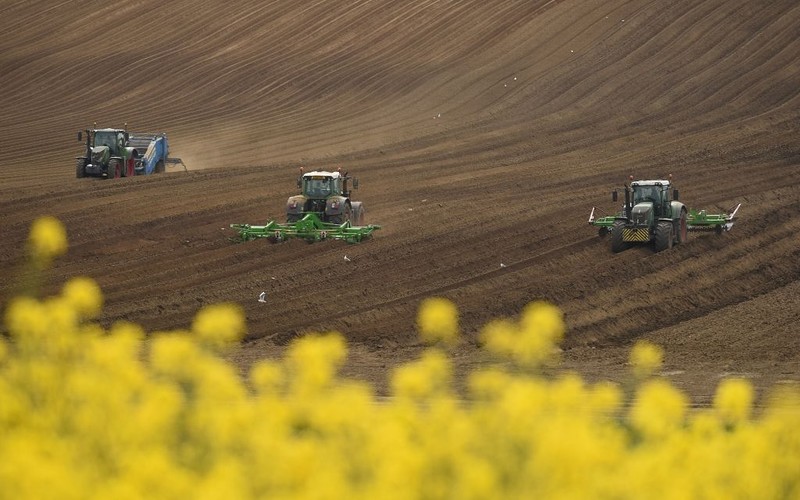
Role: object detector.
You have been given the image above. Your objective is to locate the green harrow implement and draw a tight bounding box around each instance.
[686,203,741,233]
[589,203,741,235]
[231,213,381,244]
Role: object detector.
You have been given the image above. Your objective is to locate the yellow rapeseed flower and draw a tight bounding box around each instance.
[61,276,103,319]
[589,381,624,416]
[4,296,49,342]
[192,303,246,349]
[391,349,452,399]
[479,318,516,359]
[417,297,459,345]
[480,302,565,368]
[28,215,68,262]
[286,333,347,392]
[714,377,754,424]
[520,301,565,344]
[629,340,663,379]
[630,379,688,438]
[250,360,285,395]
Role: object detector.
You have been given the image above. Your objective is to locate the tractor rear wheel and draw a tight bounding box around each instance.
[655,221,673,252]
[674,208,688,244]
[329,204,352,225]
[107,159,121,179]
[351,202,365,226]
[611,221,628,253]
[287,214,301,223]
[124,158,135,177]
[76,159,86,178]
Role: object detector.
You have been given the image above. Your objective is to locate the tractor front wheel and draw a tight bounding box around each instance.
[155,160,165,174]
[655,221,674,252]
[611,221,628,253]
[107,160,121,179]
[76,158,86,178]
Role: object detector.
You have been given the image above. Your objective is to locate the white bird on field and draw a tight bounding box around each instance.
[344,255,351,262]
[258,292,267,302]
[500,263,507,268]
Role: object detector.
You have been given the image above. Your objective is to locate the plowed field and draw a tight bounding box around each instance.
[2,0,799,402]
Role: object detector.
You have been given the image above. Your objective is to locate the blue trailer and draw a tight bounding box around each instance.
[127,132,187,175]
[76,126,186,179]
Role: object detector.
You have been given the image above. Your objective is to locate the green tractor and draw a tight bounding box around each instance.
[230,168,380,243]
[75,126,140,179]
[75,124,183,179]
[287,168,365,224]
[589,176,740,253]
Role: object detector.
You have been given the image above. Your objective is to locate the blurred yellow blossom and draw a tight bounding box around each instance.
[629,340,663,379]
[192,303,246,349]
[61,276,103,319]
[417,297,459,345]
[520,301,565,344]
[5,296,50,342]
[714,377,754,424]
[391,349,452,400]
[286,333,347,392]
[589,381,623,415]
[250,360,285,395]
[28,215,68,262]
[630,379,688,438]
[480,302,563,368]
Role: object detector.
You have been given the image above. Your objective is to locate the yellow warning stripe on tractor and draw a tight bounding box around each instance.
[623,228,650,242]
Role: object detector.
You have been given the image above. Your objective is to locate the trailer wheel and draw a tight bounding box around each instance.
[611,221,628,253]
[76,158,86,178]
[655,221,673,252]
[155,160,165,174]
[107,159,121,179]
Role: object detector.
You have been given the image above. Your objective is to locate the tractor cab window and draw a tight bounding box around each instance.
[93,131,117,152]
[304,177,333,198]
[633,186,660,205]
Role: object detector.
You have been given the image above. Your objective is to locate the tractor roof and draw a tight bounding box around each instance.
[303,170,341,179]
[94,128,125,133]
[631,179,671,187]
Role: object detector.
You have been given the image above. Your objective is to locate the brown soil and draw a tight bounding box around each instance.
[2,0,799,404]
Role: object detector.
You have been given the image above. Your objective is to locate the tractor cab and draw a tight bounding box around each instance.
[288,169,360,224]
[631,181,669,217]
[302,173,341,199]
[612,179,679,220]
